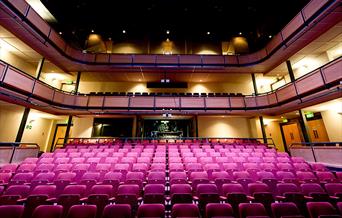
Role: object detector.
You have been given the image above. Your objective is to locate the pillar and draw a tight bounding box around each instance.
[259,116,267,144]
[35,58,45,80]
[16,58,45,142]
[15,107,30,142]
[63,72,82,145]
[63,115,73,145]
[298,110,311,142]
[251,73,258,95]
[195,115,199,137]
[286,60,296,82]
[74,71,81,93]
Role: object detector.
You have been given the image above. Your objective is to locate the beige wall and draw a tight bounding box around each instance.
[22,116,54,151]
[70,117,94,138]
[0,104,24,141]
[321,110,342,142]
[79,81,254,95]
[198,116,252,138]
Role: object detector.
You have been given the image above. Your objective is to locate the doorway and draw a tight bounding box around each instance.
[307,118,329,142]
[50,124,71,152]
[281,122,303,148]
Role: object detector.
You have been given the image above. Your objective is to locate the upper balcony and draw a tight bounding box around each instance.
[0,56,340,116]
[0,0,341,73]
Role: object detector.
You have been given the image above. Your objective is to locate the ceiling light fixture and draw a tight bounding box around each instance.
[269,35,272,38]
[166,30,170,35]
[207,31,210,35]
[91,29,94,33]
[239,32,242,35]
[122,30,126,34]
[58,31,62,35]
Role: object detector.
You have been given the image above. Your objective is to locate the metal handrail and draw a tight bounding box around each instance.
[289,142,342,162]
[0,142,39,163]
[53,137,276,151]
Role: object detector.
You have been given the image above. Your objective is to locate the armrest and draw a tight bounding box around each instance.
[329,196,340,200]
[247,196,254,201]
[304,196,313,200]
[219,196,227,201]
[79,197,88,203]
[46,198,57,203]
[275,196,286,201]
[16,198,27,203]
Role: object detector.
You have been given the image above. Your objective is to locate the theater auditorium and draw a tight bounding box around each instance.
[0,0,341,217]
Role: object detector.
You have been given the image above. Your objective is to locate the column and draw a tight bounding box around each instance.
[63,72,82,144]
[251,73,258,95]
[259,116,267,144]
[15,107,30,142]
[298,110,311,142]
[195,115,199,138]
[35,58,45,79]
[63,115,73,145]
[74,71,81,93]
[286,60,296,82]
[16,58,45,142]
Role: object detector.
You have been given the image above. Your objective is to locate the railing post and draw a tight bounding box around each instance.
[9,143,16,163]
[310,143,317,162]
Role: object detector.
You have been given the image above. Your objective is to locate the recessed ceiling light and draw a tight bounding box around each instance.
[269,35,272,38]
[206,31,210,35]
[91,29,94,33]
[239,32,242,35]
[122,30,126,34]
[58,31,62,35]
[166,30,170,35]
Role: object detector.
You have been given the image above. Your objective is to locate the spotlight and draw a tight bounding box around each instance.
[91,29,94,33]
[58,31,62,35]
[122,30,126,34]
[166,30,170,34]
[239,32,242,35]
[268,35,272,38]
[207,31,210,35]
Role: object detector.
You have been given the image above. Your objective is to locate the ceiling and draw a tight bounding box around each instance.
[40,0,310,52]
[0,26,42,62]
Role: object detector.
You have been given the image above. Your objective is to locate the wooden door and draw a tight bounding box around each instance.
[307,119,329,142]
[282,123,303,146]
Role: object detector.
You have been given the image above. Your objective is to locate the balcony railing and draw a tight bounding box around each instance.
[0,57,340,112]
[0,0,340,67]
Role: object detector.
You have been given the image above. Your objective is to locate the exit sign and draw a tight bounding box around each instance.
[305,112,314,118]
